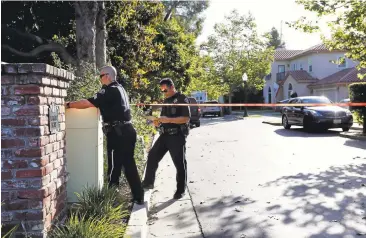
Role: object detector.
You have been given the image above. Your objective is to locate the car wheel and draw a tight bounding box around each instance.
[196,121,200,127]
[282,115,291,129]
[342,127,350,132]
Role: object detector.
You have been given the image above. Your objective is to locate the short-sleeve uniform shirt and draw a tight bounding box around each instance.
[160,92,191,128]
[87,81,131,123]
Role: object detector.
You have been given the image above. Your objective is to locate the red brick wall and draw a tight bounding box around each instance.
[1,63,73,237]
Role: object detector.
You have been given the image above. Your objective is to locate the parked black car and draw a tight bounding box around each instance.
[275,99,290,113]
[188,97,201,128]
[281,96,353,131]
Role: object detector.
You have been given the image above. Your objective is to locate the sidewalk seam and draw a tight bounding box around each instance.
[124,134,158,238]
[187,186,205,238]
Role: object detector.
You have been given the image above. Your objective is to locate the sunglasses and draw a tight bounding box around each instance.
[99,73,109,79]
[161,89,168,93]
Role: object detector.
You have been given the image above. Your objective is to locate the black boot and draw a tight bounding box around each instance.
[173,191,185,200]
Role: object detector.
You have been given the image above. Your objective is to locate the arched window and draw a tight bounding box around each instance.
[268,87,272,103]
[288,83,293,99]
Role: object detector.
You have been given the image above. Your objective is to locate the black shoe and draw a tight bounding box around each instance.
[142,182,154,190]
[173,191,185,200]
[131,198,144,205]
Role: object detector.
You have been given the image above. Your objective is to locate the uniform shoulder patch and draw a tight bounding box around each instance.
[98,89,106,94]
[184,97,189,103]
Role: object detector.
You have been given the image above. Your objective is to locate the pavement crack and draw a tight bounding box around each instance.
[187,185,206,238]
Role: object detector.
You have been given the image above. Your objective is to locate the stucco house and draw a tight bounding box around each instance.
[263,43,365,103]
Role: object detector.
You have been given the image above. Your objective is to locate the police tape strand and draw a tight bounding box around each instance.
[131,102,366,107]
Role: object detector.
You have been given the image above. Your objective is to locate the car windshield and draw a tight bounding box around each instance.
[301,97,332,104]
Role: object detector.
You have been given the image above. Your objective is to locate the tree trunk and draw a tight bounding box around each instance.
[96,1,107,70]
[74,2,98,75]
[228,90,233,115]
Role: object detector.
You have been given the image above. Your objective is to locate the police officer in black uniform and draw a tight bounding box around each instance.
[142,78,191,199]
[65,65,144,205]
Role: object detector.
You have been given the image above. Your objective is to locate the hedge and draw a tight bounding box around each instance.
[349,82,366,133]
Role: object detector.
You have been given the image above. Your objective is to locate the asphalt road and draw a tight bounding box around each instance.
[181,115,366,238]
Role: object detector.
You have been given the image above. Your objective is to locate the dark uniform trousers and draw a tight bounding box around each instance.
[144,133,187,193]
[107,123,144,200]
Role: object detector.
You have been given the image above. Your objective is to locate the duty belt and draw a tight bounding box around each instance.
[102,121,131,135]
[159,127,180,135]
[103,121,131,127]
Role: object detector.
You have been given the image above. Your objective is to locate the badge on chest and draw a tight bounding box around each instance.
[170,98,178,115]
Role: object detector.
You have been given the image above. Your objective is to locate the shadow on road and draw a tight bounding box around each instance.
[274,128,341,138]
[263,163,366,237]
[343,139,366,150]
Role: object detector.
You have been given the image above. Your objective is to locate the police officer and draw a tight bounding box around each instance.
[142,78,191,200]
[65,65,144,205]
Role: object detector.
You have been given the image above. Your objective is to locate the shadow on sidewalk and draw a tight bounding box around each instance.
[164,195,271,238]
[149,198,177,214]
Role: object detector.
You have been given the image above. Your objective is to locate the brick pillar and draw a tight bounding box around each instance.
[1,63,74,237]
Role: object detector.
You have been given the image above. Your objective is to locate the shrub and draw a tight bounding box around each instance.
[49,186,127,238]
[349,82,366,133]
[48,214,125,238]
[73,185,127,221]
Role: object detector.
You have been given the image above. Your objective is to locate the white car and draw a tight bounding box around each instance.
[202,101,222,117]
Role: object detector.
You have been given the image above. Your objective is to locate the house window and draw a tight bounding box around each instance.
[278,65,285,73]
[300,63,303,70]
[268,87,272,104]
[308,58,312,72]
[288,83,293,99]
[338,56,346,68]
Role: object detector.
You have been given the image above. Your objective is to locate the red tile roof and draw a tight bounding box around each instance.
[274,43,345,61]
[285,70,317,82]
[274,50,302,60]
[309,67,366,87]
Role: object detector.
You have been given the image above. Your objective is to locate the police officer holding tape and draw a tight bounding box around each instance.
[142,78,191,200]
[65,65,144,205]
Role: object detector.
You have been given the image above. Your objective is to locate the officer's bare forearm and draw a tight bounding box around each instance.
[159,116,189,124]
[67,100,95,109]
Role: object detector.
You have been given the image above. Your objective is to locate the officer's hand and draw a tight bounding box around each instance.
[153,119,160,127]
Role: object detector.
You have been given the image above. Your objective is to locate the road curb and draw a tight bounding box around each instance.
[124,134,159,238]
[339,132,366,141]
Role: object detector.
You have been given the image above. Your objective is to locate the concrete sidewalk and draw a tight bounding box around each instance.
[147,153,203,238]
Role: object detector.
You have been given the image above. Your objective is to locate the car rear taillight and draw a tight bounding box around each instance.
[198,108,201,112]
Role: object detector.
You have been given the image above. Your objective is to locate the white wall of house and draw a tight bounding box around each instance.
[310,52,357,79]
[312,85,349,102]
[283,76,311,99]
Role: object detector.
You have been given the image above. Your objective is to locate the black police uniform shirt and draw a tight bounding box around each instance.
[87,81,131,123]
[160,92,191,129]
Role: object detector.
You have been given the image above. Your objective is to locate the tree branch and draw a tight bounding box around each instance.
[164,1,180,21]
[2,43,76,66]
[2,25,45,44]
